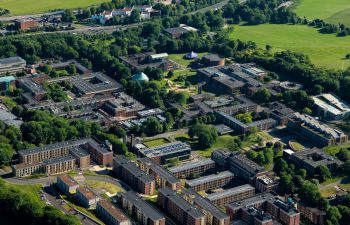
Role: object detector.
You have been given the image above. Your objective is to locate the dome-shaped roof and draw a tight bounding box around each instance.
[185,51,198,59]
[132,72,149,82]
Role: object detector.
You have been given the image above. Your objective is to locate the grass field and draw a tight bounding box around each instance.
[85,180,124,194]
[143,138,170,147]
[294,0,350,26]
[168,53,207,67]
[230,24,350,70]
[0,0,108,15]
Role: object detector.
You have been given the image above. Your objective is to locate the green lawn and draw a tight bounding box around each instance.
[324,144,350,156]
[85,180,124,194]
[0,0,108,15]
[294,0,350,26]
[143,138,170,147]
[5,182,42,201]
[230,24,350,70]
[168,53,207,68]
[289,141,305,151]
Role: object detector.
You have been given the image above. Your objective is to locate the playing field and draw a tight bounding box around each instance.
[230,24,350,70]
[0,0,108,15]
[294,0,350,25]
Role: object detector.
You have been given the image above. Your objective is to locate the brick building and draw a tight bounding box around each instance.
[96,199,131,225]
[119,191,166,225]
[113,156,155,195]
[56,174,79,195]
[76,186,100,208]
[182,189,230,225]
[185,171,235,192]
[138,157,181,190]
[169,158,216,178]
[42,155,76,175]
[206,184,255,207]
[14,18,38,30]
[158,187,205,225]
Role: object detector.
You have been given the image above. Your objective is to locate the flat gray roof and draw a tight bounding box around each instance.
[169,158,215,173]
[206,184,255,201]
[185,171,234,187]
[42,154,75,165]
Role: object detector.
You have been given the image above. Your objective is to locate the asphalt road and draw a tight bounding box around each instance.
[0,10,64,22]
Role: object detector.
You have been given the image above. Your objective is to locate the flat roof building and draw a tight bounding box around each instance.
[287,147,344,174]
[139,141,191,165]
[158,187,205,225]
[119,191,166,225]
[206,184,255,207]
[182,189,230,225]
[113,156,155,195]
[96,199,131,225]
[169,158,216,178]
[138,157,181,190]
[185,171,235,192]
[312,93,350,121]
[57,174,79,194]
[0,56,26,75]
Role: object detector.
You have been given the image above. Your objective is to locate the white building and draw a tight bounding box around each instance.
[312,93,350,120]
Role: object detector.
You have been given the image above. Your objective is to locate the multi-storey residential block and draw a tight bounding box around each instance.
[96,199,131,225]
[69,146,90,169]
[42,155,76,175]
[185,171,235,192]
[169,158,216,178]
[255,175,279,193]
[119,191,166,225]
[206,184,255,207]
[296,203,326,225]
[12,162,42,177]
[285,147,343,175]
[228,153,267,184]
[158,187,205,225]
[76,186,100,208]
[14,18,38,30]
[56,174,79,194]
[268,102,295,126]
[211,150,231,169]
[138,141,191,165]
[138,157,181,190]
[182,189,230,225]
[266,199,300,225]
[0,57,26,75]
[287,113,348,147]
[113,156,155,195]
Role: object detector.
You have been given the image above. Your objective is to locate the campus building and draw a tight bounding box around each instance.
[14,18,38,30]
[138,141,191,165]
[216,111,276,134]
[113,156,155,195]
[119,191,166,225]
[211,150,231,169]
[69,146,90,169]
[185,171,235,192]
[96,199,131,225]
[182,189,230,225]
[268,102,295,126]
[226,193,300,225]
[169,158,216,178]
[158,187,205,225]
[312,93,350,121]
[138,157,181,190]
[286,148,344,175]
[0,56,26,75]
[287,113,348,147]
[228,153,267,184]
[296,203,326,225]
[76,186,100,208]
[0,76,16,94]
[56,174,79,195]
[255,175,279,193]
[206,184,255,207]
[42,155,76,175]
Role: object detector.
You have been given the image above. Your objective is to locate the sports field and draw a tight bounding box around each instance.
[0,0,108,15]
[294,0,350,25]
[230,24,350,70]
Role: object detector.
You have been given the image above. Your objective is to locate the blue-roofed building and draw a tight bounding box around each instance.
[0,76,16,94]
[185,51,198,59]
[132,72,149,82]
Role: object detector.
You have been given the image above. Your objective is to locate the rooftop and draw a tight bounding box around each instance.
[120,191,165,220]
[158,187,204,219]
[69,146,90,158]
[138,157,180,184]
[206,184,255,201]
[313,93,350,117]
[57,174,79,187]
[42,154,75,165]
[77,186,98,200]
[182,189,229,220]
[169,158,215,173]
[291,147,344,168]
[185,171,234,187]
[0,56,26,66]
[114,156,155,183]
[141,141,191,158]
[229,153,266,174]
[0,76,16,82]
[98,199,130,222]
[226,193,275,211]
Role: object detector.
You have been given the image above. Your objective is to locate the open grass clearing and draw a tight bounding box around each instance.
[294,0,350,26]
[85,180,124,194]
[168,53,207,68]
[0,0,108,15]
[230,24,350,70]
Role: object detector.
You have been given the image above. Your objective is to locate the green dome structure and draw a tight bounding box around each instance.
[132,72,149,82]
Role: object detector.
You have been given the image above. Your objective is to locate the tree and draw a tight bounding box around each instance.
[143,117,163,136]
[189,124,218,148]
[279,173,294,194]
[326,206,342,225]
[61,9,76,22]
[252,88,271,104]
[0,143,14,166]
[317,165,331,182]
